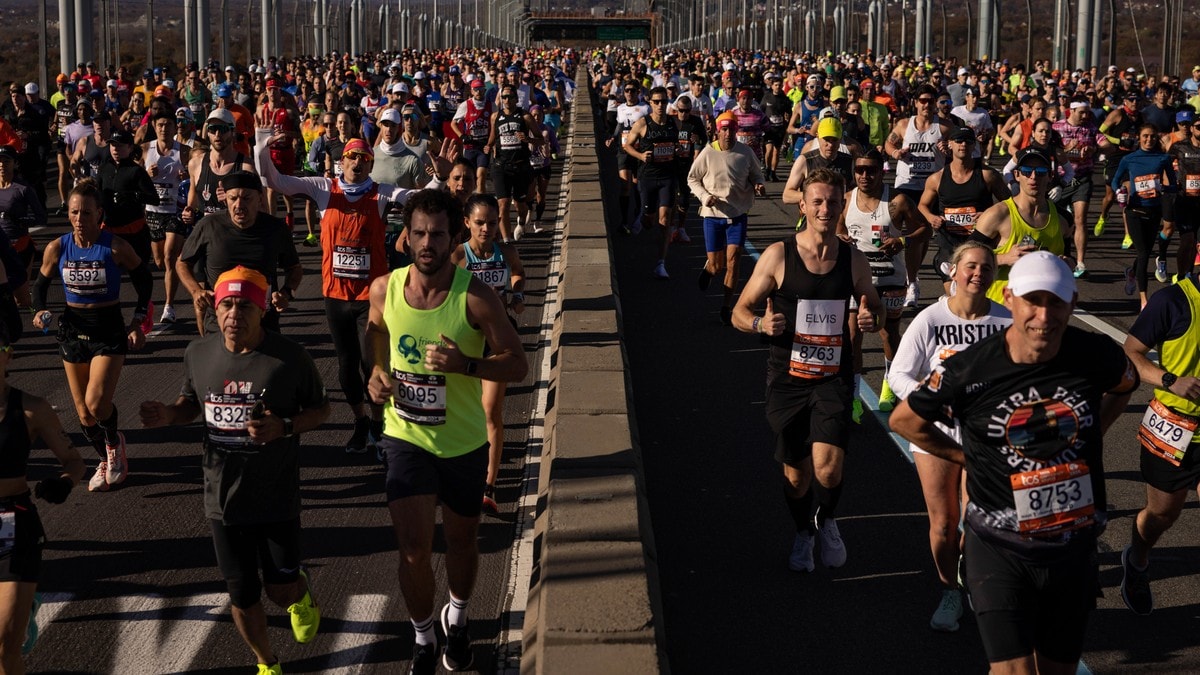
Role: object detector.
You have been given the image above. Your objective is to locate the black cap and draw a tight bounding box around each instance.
[0,145,18,161]
[109,129,134,145]
[949,126,976,143]
[1015,146,1051,167]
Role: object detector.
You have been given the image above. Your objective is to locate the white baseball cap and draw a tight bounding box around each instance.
[1007,251,1076,302]
[380,108,402,124]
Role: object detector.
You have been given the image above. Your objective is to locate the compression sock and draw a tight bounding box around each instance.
[784,483,816,535]
[98,406,120,445]
[536,200,546,220]
[81,423,107,459]
[446,593,469,628]
[412,614,436,646]
[814,482,843,526]
[1158,231,1171,259]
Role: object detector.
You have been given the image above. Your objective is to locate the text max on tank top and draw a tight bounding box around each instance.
[894,119,945,191]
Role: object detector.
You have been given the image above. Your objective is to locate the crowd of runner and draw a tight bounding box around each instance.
[0,39,1197,674]
[592,46,1200,675]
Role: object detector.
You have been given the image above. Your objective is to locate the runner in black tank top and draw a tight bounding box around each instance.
[934,164,998,277]
[802,149,854,189]
[196,150,248,216]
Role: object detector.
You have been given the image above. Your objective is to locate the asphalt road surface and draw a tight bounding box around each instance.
[597,131,1200,673]
[10,162,565,673]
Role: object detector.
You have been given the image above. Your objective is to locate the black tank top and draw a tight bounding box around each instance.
[196,150,247,214]
[767,238,854,382]
[639,116,678,180]
[494,110,531,166]
[937,164,995,236]
[1111,110,1142,152]
[803,150,854,189]
[0,388,30,479]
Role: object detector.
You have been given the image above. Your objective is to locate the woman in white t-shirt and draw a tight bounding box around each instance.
[887,241,1012,633]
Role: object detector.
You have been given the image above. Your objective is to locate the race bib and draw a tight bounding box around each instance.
[652,142,676,162]
[392,369,447,425]
[1009,461,1095,536]
[500,132,521,149]
[332,245,371,280]
[736,132,755,146]
[204,391,264,449]
[881,288,906,319]
[910,159,933,176]
[942,206,978,235]
[63,261,108,296]
[1134,173,1160,199]
[1186,174,1200,197]
[620,129,631,146]
[469,260,509,292]
[1138,399,1198,466]
[769,115,784,125]
[789,299,844,379]
[154,182,173,201]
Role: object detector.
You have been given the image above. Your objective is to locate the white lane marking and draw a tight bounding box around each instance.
[494,112,572,675]
[321,593,390,673]
[111,592,227,672]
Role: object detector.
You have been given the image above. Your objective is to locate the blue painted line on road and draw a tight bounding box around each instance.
[855,379,914,465]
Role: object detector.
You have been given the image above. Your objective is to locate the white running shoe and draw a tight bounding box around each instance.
[160,305,176,323]
[930,589,963,632]
[88,462,109,492]
[513,223,525,241]
[815,518,847,568]
[788,533,815,572]
[105,432,128,485]
[904,282,920,308]
[1155,257,1169,283]
[653,261,669,279]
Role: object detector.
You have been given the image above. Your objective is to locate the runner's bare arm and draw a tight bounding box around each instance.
[733,241,786,335]
[890,400,966,465]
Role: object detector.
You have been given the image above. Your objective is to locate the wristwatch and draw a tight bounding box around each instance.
[465,359,479,376]
[282,417,294,437]
[1161,371,1178,389]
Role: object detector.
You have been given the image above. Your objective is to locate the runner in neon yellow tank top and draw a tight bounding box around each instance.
[365,189,526,673]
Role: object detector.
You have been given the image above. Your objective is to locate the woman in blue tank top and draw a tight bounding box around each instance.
[1111,124,1175,309]
[449,194,525,513]
[30,180,154,493]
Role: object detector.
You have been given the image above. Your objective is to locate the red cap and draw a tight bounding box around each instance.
[343,138,374,159]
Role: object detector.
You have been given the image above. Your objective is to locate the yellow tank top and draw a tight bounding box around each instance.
[986,198,1065,303]
[382,265,486,457]
[1156,279,1200,417]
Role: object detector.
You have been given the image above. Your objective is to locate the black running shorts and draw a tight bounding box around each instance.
[1140,440,1200,493]
[0,495,45,584]
[209,517,303,609]
[765,374,854,466]
[380,436,488,518]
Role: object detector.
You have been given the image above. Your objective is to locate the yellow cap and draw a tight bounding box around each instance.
[830,86,847,102]
[816,116,843,139]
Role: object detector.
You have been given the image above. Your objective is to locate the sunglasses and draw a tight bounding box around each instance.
[402,114,418,120]
[1016,165,1050,177]
[916,97,935,104]
[649,99,667,105]
[937,100,951,106]
[624,88,637,92]
[344,151,371,160]
[854,165,881,174]
[676,108,692,113]
[207,125,231,134]
[501,94,517,99]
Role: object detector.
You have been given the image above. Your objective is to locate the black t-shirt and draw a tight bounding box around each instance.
[180,212,299,291]
[906,326,1137,551]
[181,331,327,524]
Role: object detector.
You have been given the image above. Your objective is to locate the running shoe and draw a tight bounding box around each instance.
[630,218,644,236]
[697,266,713,291]
[513,223,525,241]
[851,398,864,424]
[410,641,437,675]
[440,603,474,671]
[257,664,283,675]
[345,416,371,454]
[88,462,109,492]
[22,592,40,654]
[481,485,498,514]
[675,227,691,243]
[1093,216,1106,237]
[160,304,176,324]
[904,281,920,308]
[1120,545,1153,615]
[105,433,128,486]
[302,233,319,247]
[288,570,320,643]
[1124,266,1137,296]
[532,219,544,234]
[1155,257,1169,283]
[814,517,847,568]
[719,306,732,326]
[930,589,963,632]
[1122,233,1133,249]
[788,532,815,572]
[878,379,898,412]
[1073,263,1088,279]
[653,261,669,280]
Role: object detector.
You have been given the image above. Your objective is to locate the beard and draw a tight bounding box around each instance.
[413,245,450,275]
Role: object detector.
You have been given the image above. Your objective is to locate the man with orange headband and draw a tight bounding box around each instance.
[141,265,330,675]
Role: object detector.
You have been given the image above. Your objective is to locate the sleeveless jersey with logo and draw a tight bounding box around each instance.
[494,110,531,166]
[196,151,247,215]
[638,116,679,180]
[767,239,854,382]
[320,182,388,301]
[382,265,486,457]
[145,141,183,215]
[894,119,946,191]
[461,98,492,147]
[58,230,122,304]
[845,187,907,288]
[986,198,1064,303]
[463,242,510,298]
